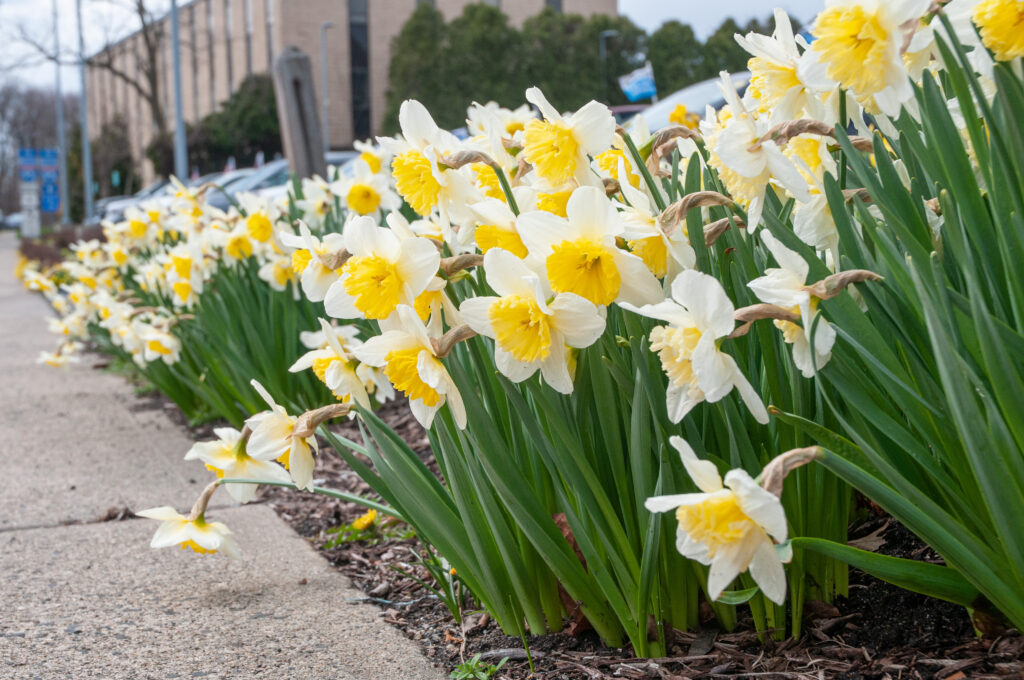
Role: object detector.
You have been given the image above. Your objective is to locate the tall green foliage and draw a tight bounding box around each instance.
[647,21,707,95]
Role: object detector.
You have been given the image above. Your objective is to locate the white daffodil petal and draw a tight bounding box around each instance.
[727,469,788,542]
[748,537,787,605]
[670,435,723,493]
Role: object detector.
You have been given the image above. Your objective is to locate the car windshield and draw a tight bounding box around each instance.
[135,179,168,198]
[228,162,288,194]
[629,72,750,133]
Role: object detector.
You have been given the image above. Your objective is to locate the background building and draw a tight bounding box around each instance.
[86,0,616,183]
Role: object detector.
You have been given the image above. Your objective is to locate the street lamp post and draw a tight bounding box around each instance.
[75,0,94,222]
[320,21,335,155]
[599,29,619,104]
[53,0,70,226]
[169,0,188,180]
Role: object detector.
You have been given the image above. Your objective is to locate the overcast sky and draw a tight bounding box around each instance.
[0,0,825,93]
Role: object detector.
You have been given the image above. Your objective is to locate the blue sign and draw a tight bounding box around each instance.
[18,148,37,183]
[618,62,658,103]
[22,148,61,213]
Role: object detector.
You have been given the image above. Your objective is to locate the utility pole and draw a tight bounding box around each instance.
[170,0,188,180]
[599,29,619,105]
[54,0,70,226]
[320,21,335,155]
[75,0,94,221]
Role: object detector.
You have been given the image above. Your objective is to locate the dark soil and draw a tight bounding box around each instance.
[144,380,1022,679]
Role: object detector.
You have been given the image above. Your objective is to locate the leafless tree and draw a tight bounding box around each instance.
[7,0,170,138]
[87,0,169,137]
[0,82,79,215]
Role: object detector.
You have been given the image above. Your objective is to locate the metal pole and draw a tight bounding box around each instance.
[320,21,335,155]
[599,29,618,104]
[54,0,70,226]
[75,0,94,221]
[170,0,188,180]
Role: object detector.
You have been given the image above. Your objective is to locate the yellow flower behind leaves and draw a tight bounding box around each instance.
[351,509,377,531]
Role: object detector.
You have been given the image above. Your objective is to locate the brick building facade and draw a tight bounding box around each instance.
[86,0,617,183]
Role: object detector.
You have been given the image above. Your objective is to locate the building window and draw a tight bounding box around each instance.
[546,0,562,10]
[483,0,499,6]
[417,0,434,6]
[349,0,370,140]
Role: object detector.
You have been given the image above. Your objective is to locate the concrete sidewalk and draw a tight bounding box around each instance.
[0,232,443,679]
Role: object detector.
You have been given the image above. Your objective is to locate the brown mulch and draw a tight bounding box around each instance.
[138,381,1023,679]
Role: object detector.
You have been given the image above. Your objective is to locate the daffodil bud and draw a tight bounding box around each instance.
[759,446,822,498]
[804,269,883,300]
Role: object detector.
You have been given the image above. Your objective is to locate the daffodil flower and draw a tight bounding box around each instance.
[747,232,836,377]
[245,380,319,491]
[521,87,615,187]
[184,427,292,503]
[808,0,932,117]
[139,325,182,365]
[645,436,788,603]
[615,158,695,280]
[353,305,466,429]
[379,99,479,226]
[622,269,770,424]
[517,185,663,308]
[322,216,440,321]
[460,248,605,393]
[136,506,240,557]
[279,222,346,302]
[329,158,401,218]
[257,253,298,293]
[737,8,837,124]
[464,195,531,258]
[289,318,371,407]
[704,74,810,229]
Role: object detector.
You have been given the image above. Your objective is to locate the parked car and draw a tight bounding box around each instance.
[208,152,359,210]
[204,160,289,212]
[2,212,23,230]
[626,72,751,134]
[97,178,170,225]
[610,104,648,125]
[256,151,362,204]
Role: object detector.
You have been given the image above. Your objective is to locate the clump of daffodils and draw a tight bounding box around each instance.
[33,0,1008,631]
